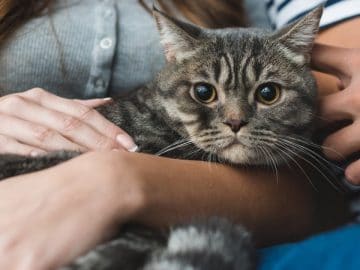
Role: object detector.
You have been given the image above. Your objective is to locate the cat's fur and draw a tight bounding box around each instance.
[0,7,323,270]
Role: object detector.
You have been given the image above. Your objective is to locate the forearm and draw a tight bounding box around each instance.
[314,18,360,95]
[123,152,344,246]
[0,152,142,269]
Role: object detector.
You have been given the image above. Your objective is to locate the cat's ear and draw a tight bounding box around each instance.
[273,6,323,58]
[153,7,202,63]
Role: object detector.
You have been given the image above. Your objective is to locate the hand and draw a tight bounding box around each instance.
[312,44,360,184]
[0,151,144,269]
[0,88,137,155]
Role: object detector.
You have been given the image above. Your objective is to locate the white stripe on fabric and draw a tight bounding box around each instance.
[275,0,326,28]
[320,0,360,26]
[266,0,360,29]
[267,0,287,22]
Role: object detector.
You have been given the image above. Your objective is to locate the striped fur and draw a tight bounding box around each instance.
[0,7,323,270]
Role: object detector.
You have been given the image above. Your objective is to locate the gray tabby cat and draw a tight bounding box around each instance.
[0,6,323,270]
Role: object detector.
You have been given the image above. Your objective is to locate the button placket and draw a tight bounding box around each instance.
[85,0,117,98]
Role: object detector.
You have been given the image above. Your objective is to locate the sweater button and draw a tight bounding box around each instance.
[100,38,112,49]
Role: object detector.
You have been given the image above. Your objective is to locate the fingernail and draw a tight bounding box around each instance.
[116,134,138,152]
[30,150,45,157]
[128,145,139,153]
[103,97,112,101]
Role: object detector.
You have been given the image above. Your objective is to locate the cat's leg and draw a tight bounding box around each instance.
[0,151,80,180]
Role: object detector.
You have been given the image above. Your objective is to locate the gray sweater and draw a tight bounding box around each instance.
[0,0,165,98]
[0,0,271,99]
[0,0,273,99]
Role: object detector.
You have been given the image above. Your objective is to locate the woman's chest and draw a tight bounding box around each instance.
[0,0,164,98]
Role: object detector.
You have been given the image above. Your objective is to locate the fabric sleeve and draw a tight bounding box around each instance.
[265,0,360,29]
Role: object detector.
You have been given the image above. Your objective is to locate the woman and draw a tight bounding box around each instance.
[0,0,358,269]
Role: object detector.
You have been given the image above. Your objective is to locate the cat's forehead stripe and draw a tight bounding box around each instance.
[245,59,256,83]
[240,56,251,90]
[252,60,262,82]
[213,60,221,83]
[226,53,236,88]
[218,54,231,86]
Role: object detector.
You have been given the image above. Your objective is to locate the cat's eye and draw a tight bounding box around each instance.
[255,83,281,105]
[193,83,217,104]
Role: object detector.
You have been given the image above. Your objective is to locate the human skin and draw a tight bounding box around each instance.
[0,18,358,270]
[0,150,321,269]
[0,88,137,155]
[312,17,360,183]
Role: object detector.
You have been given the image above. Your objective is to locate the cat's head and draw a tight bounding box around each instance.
[153,6,322,165]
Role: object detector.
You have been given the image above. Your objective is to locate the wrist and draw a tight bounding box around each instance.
[36,151,147,230]
[84,151,148,225]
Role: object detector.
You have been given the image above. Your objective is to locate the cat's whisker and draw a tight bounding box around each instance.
[272,145,292,170]
[278,136,344,172]
[267,147,280,185]
[260,145,279,184]
[206,152,215,172]
[274,144,318,190]
[183,148,203,160]
[155,138,188,154]
[248,131,344,175]
[253,136,303,186]
[275,140,340,191]
[273,142,318,191]
[266,132,344,161]
[248,132,342,190]
[156,139,193,156]
[280,135,345,163]
[198,129,222,137]
[277,137,340,176]
[244,134,320,190]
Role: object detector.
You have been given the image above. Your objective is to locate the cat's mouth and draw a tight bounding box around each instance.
[215,137,255,164]
[222,137,247,150]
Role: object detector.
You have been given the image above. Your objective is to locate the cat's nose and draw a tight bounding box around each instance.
[223,119,248,133]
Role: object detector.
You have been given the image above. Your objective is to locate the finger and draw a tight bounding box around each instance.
[0,97,121,151]
[0,113,86,152]
[20,89,136,150]
[0,134,46,156]
[345,160,360,185]
[323,121,360,160]
[312,44,353,79]
[318,90,353,122]
[74,97,113,108]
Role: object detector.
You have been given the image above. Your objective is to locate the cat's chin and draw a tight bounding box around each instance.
[218,144,257,165]
[218,143,280,166]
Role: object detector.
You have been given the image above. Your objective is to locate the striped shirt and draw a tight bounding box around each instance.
[265,0,360,29]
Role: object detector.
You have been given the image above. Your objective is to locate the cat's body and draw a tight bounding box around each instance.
[0,7,324,270]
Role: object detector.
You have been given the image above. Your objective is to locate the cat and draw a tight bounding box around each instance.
[0,6,323,270]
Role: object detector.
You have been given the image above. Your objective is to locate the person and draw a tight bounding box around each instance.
[0,0,357,269]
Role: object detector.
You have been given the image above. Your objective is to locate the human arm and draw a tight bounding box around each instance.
[0,149,334,269]
[0,88,137,155]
